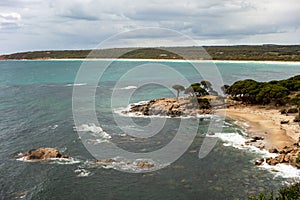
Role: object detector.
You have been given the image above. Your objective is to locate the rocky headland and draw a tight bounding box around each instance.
[122,97,214,117]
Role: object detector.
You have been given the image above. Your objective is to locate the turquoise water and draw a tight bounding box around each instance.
[0,60,299,199]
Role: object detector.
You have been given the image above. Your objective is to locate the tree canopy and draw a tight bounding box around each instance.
[225,75,300,106]
[184,83,209,97]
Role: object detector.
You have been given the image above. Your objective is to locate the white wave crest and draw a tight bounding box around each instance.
[75,124,111,139]
[66,83,87,87]
[115,86,138,90]
[16,156,81,165]
[208,132,300,179]
[74,168,92,177]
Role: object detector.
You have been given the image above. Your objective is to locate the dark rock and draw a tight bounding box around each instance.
[255,158,264,166]
[280,120,289,124]
[252,136,264,141]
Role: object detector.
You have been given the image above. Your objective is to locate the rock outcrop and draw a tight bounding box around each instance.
[18,148,69,161]
[123,97,212,117]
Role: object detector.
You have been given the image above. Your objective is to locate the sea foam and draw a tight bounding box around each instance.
[209,131,300,179]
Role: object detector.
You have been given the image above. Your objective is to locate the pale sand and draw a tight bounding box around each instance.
[217,105,300,150]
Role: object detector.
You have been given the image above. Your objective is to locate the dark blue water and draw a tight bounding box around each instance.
[0,60,299,200]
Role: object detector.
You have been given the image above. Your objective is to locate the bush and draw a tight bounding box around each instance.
[296,154,300,164]
[248,183,300,200]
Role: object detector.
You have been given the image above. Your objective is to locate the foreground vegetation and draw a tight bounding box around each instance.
[248,182,300,200]
[1,45,300,61]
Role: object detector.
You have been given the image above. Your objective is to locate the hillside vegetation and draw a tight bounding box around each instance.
[1,45,300,61]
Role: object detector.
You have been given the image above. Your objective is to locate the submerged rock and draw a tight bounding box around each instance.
[18,148,69,161]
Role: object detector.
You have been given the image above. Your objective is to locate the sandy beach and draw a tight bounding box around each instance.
[218,104,300,150]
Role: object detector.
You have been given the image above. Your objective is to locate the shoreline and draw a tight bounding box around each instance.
[218,105,299,150]
[1,58,300,64]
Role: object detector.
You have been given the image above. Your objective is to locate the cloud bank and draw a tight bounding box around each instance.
[0,0,299,54]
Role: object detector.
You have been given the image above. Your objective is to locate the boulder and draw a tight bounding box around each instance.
[19,148,69,160]
[269,148,278,153]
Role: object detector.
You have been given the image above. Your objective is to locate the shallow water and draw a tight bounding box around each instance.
[0,60,299,199]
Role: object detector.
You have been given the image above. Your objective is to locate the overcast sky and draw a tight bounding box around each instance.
[0,0,300,54]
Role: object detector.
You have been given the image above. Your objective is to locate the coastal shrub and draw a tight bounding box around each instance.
[248,192,274,200]
[289,97,300,106]
[277,183,300,199]
[248,183,300,200]
[197,98,211,109]
[296,154,300,164]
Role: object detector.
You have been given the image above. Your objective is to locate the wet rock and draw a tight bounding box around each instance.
[136,161,154,168]
[255,158,264,166]
[18,148,69,161]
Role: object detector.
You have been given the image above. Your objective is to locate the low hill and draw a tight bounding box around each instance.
[1,45,300,61]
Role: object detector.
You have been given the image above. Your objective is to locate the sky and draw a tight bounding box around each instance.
[0,0,300,54]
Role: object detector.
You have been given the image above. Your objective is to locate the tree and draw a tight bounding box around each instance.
[201,80,213,91]
[184,83,208,97]
[172,84,185,98]
[256,83,290,105]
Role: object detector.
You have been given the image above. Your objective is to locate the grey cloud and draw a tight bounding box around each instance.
[0,0,300,54]
[59,7,99,21]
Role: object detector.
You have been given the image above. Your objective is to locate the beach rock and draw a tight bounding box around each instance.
[19,148,69,160]
[268,148,278,153]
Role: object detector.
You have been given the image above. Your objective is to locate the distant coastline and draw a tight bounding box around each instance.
[2,58,300,65]
[1,45,300,61]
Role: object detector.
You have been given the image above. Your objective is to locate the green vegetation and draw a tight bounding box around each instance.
[248,182,300,200]
[184,83,209,97]
[225,75,300,106]
[1,45,300,61]
[296,154,300,164]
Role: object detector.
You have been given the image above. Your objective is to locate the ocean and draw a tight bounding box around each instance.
[0,60,299,199]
